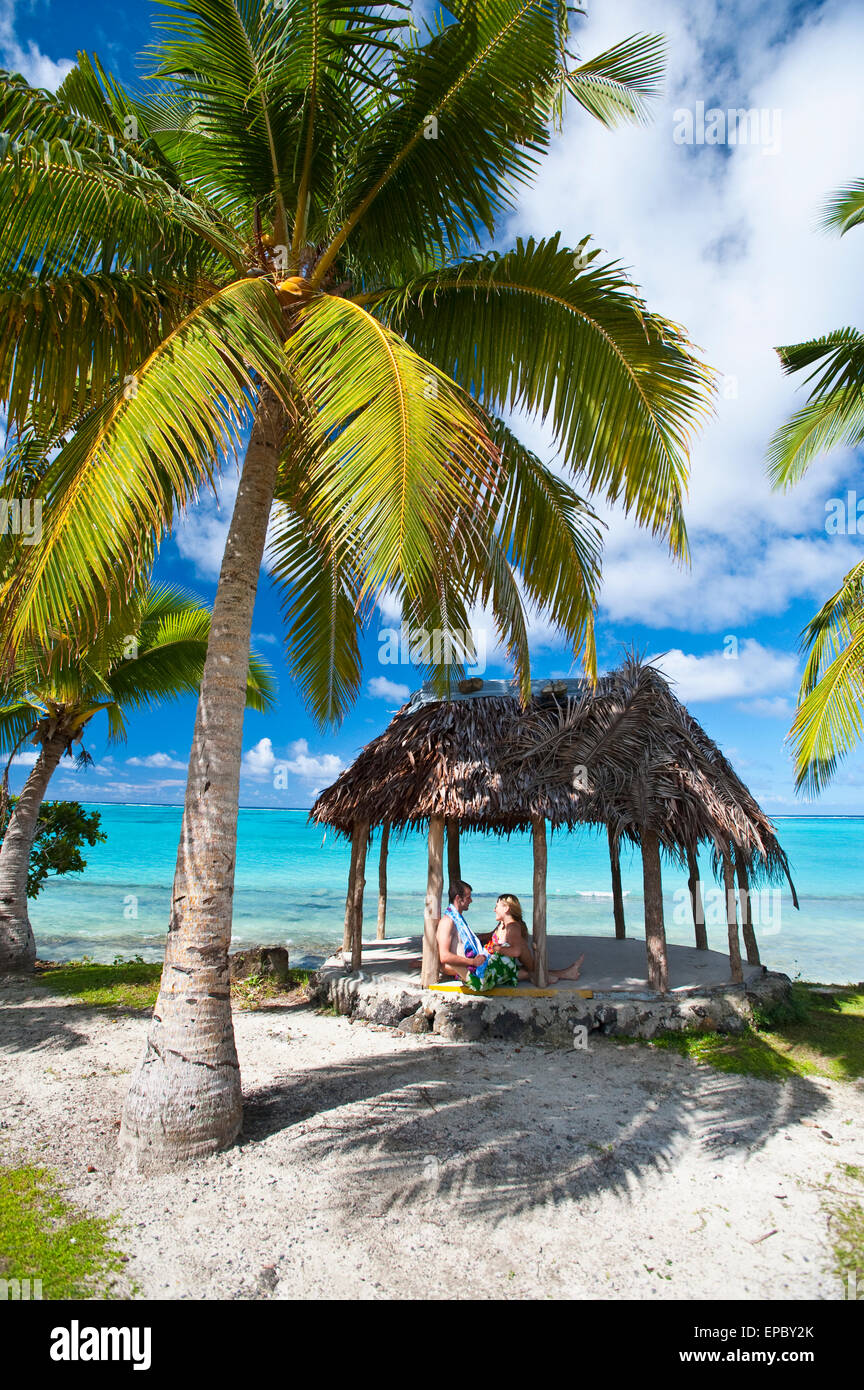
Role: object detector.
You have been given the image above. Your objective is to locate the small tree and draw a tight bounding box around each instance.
[0,581,275,970]
[0,798,106,899]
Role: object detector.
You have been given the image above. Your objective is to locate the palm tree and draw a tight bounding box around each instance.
[0,1,713,1167]
[766,175,864,794]
[0,582,275,971]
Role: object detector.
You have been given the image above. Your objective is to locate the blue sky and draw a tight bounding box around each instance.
[4,0,864,813]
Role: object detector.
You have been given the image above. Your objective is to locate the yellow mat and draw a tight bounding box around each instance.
[428,984,593,998]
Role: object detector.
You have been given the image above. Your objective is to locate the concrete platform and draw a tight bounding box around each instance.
[324,934,764,994]
[313,935,790,1042]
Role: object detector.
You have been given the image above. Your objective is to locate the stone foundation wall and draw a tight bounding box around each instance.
[311,963,792,1043]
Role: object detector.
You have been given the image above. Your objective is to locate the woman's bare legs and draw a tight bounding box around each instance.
[511,938,585,984]
[548,954,585,983]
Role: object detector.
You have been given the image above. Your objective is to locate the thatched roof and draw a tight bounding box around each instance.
[310,656,796,894]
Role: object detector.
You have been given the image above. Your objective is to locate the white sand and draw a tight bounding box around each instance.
[1,973,862,1300]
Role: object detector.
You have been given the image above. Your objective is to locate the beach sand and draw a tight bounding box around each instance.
[1,972,862,1300]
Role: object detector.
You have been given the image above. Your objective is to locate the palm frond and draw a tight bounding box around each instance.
[559,33,665,129]
[379,235,715,555]
[766,329,864,488]
[483,415,602,677]
[311,0,568,285]
[0,277,292,660]
[788,560,864,795]
[0,270,194,433]
[266,491,366,728]
[285,293,499,604]
[0,701,40,756]
[0,74,242,276]
[819,178,864,236]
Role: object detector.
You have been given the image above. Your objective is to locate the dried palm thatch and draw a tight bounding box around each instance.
[311,655,796,897]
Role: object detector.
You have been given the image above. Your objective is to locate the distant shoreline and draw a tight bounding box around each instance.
[36,802,864,820]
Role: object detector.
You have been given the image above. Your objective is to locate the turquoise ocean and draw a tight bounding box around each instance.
[28,806,864,984]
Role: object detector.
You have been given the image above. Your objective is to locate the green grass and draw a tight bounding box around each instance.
[232,968,313,1011]
[0,1165,127,1299]
[36,957,162,1010]
[630,983,864,1083]
[36,958,315,1013]
[812,1163,864,1295]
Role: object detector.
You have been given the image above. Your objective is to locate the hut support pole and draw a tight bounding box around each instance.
[377,823,390,941]
[723,849,744,984]
[421,816,445,988]
[350,820,369,973]
[532,818,549,988]
[343,824,362,954]
[608,825,626,939]
[735,851,760,966]
[446,820,461,894]
[687,846,708,951]
[642,828,669,993]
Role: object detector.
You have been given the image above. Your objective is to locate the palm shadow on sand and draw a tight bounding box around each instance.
[240,1031,828,1226]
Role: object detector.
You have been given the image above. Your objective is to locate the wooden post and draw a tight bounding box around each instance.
[734,850,760,966]
[343,824,362,954]
[608,824,626,939]
[446,819,461,895]
[532,817,549,987]
[377,823,390,940]
[421,816,445,988]
[350,820,369,973]
[641,827,669,993]
[722,849,743,984]
[687,845,708,951]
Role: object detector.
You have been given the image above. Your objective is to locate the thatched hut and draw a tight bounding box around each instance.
[310,656,797,994]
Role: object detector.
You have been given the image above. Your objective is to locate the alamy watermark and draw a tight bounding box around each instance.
[378,622,487,675]
[673,886,782,935]
[0,497,42,545]
[825,492,864,535]
[0,1277,42,1299]
[673,102,781,156]
[50,1322,151,1371]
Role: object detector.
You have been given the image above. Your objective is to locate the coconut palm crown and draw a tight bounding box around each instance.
[0,1,714,1168]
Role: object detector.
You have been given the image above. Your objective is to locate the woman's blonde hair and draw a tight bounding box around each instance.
[497,893,528,936]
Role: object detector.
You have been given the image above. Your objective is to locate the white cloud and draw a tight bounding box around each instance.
[0,2,73,89]
[252,631,279,645]
[60,778,186,799]
[240,736,344,784]
[174,478,288,582]
[596,530,859,629]
[651,639,798,702]
[368,676,411,702]
[504,0,864,633]
[375,588,403,624]
[10,750,39,767]
[738,696,794,719]
[127,752,187,770]
[241,736,276,778]
[173,471,239,580]
[280,744,343,782]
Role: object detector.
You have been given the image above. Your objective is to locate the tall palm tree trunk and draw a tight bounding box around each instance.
[0,735,66,971]
[120,389,286,1170]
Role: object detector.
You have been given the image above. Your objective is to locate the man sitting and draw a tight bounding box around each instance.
[436,880,487,981]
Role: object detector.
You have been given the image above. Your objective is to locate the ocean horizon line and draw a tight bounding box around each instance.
[51,801,864,820]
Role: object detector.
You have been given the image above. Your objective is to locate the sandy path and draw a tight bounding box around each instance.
[1,974,862,1301]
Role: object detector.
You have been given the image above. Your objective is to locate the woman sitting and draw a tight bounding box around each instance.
[490,894,585,984]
